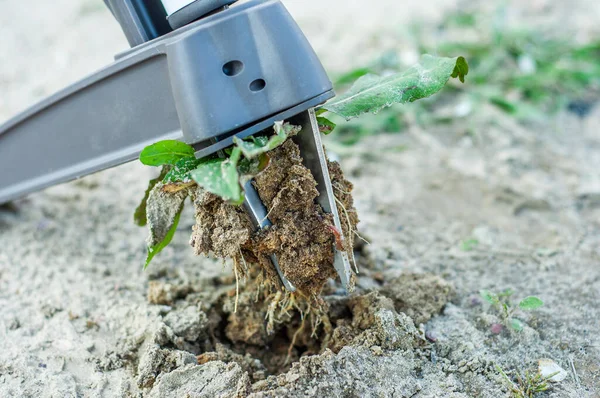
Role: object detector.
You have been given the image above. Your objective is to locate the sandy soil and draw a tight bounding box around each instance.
[1,0,599,397]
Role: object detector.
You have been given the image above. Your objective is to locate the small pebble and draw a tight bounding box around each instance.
[538,358,568,382]
[425,329,437,342]
[490,323,503,334]
[370,345,383,356]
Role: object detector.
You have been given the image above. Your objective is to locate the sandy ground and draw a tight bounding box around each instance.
[1,0,600,397]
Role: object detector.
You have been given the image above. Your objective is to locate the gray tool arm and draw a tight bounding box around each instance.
[0,54,182,204]
[0,0,333,204]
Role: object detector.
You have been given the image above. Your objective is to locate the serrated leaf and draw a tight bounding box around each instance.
[139,140,195,166]
[480,289,497,304]
[190,148,244,205]
[134,166,169,227]
[509,318,524,331]
[163,156,202,183]
[145,208,182,269]
[233,122,301,159]
[322,55,468,120]
[317,116,337,134]
[518,296,544,310]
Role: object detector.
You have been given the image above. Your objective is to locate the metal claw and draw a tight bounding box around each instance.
[242,108,352,292]
[290,109,353,290]
[243,181,297,292]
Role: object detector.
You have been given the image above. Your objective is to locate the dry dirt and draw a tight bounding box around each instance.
[1,0,600,397]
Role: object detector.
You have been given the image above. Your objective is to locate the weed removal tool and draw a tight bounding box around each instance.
[0,0,352,290]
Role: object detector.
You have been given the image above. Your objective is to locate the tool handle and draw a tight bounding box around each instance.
[0,53,182,204]
[104,0,173,47]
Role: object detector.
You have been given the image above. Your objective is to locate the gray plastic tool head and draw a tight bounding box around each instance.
[164,0,333,152]
[0,0,333,204]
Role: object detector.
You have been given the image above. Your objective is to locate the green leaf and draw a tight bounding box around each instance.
[460,238,479,251]
[317,116,337,135]
[163,156,202,183]
[233,122,301,159]
[451,56,469,83]
[480,289,497,304]
[239,154,270,178]
[322,55,468,120]
[189,122,299,204]
[145,208,182,269]
[518,296,544,311]
[134,166,169,227]
[190,148,244,205]
[139,140,195,166]
[509,318,524,331]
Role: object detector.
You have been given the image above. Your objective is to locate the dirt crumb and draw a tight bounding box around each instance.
[224,288,273,346]
[380,273,455,325]
[147,281,191,305]
[328,292,422,352]
[190,187,253,260]
[148,362,250,398]
[197,343,267,382]
[137,346,197,388]
[163,305,209,345]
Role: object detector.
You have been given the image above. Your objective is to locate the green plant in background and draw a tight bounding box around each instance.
[325,7,600,145]
[480,289,544,331]
[495,364,557,398]
[135,55,468,267]
[429,17,600,119]
[460,238,479,251]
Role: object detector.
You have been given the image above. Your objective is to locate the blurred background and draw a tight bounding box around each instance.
[1,0,599,147]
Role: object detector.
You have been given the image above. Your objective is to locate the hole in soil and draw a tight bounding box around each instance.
[222,60,244,76]
[249,79,266,92]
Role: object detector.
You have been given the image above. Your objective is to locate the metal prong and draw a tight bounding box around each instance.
[290,109,353,290]
[243,181,296,292]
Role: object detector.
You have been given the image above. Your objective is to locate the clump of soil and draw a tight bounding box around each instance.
[251,140,339,295]
[189,138,358,299]
[189,188,253,260]
[183,271,450,379]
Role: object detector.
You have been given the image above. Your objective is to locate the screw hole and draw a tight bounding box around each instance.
[223,60,244,76]
[249,79,266,92]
